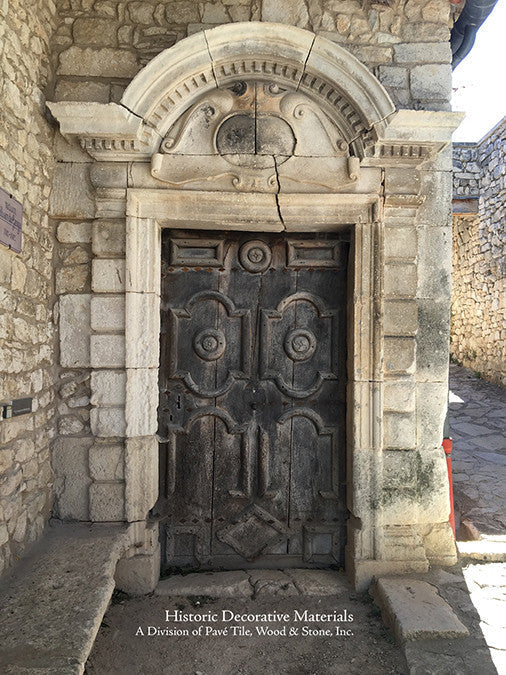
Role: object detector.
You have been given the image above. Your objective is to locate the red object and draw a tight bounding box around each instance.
[443,438,456,537]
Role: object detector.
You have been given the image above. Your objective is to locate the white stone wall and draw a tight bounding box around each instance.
[53,0,453,111]
[0,0,59,576]
[451,118,506,387]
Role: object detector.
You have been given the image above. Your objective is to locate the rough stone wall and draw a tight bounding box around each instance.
[0,0,59,576]
[453,142,480,198]
[451,118,506,387]
[53,0,453,111]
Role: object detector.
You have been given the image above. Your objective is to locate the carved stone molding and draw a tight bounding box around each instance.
[149,80,367,193]
[363,109,465,167]
[48,22,398,162]
[47,25,464,176]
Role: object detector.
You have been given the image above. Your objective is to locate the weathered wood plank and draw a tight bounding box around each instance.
[159,231,348,568]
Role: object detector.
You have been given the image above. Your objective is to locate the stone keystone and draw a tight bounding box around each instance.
[371,577,469,644]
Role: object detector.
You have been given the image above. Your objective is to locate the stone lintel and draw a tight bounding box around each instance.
[452,197,479,214]
[126,189,378,230]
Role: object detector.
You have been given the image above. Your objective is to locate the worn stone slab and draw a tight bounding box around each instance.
[124,437,158,522]
[0,523,127,674]
[156,571,252,598]
[285,569,349,596]
[404,642,497,675]
[155,569,351,599]
[249,570,299,597]
[59,294,91,368]
[457,540,506,562]
[49,163,95,219]
[52,437,93,521]
[371,577,469,643]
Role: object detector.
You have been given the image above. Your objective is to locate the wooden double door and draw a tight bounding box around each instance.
[156,230,348,569]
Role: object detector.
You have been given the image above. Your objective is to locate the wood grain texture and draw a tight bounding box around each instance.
[157,230,349,569]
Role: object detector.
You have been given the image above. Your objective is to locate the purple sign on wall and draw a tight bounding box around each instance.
[0,187,22,254]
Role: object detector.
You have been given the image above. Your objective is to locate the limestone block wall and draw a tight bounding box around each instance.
[45,8,461,588]
[53,0,453,111]
[0,0,59,576]
[451,118,506,387]
[51,215,133,522]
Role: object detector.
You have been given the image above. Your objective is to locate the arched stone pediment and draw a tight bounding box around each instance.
[150,80,363,193]
[48,22,462,176]
[123,22,395,158]
[49,23,395,163]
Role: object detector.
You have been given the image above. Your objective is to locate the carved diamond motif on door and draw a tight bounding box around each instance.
[216,504,289,561]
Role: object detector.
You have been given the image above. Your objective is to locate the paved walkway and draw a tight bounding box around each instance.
[449,364,506,540]
[448,365,506,674]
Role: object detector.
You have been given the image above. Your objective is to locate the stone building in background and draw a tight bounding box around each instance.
[452,117,505,387]
[0,0,468,592]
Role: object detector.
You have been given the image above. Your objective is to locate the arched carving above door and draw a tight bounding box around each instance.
[48,22,396,163]
[150,79,363,193]
[48,22,461,173]
[122,22,396,159]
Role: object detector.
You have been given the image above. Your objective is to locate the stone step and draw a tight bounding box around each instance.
[156,569,349,598]
[370,577,469,644]
[0,523,127,674]
[457,539,506,562]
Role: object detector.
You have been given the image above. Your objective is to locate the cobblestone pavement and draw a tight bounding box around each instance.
[449,363,506,539]
[448,364,506,674]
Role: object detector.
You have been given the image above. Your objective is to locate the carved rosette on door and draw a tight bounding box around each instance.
[157,231,348,569]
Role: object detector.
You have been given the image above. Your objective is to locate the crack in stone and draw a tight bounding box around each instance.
[348,108,397,153]
[297,34,316,91]
[118,102,144,122]
[288,574,304,595]
[273,155,286,230]
[203,30,219,90]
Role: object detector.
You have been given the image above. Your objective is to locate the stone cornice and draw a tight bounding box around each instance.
[47,26,463,171]
[364,110,465,167]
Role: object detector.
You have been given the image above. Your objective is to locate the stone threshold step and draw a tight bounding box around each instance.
[156,569,349,598]
[371,572,502,674]
[0,523,128,675]
[370,577,469,644]
[457,539,506,562]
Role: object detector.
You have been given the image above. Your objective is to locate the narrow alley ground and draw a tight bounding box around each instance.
[449,363,506,541]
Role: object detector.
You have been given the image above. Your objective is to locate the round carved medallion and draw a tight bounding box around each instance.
[193,328,226,361]
[216,114,295,168]
[283,328,316,362]
[239,240,272,273]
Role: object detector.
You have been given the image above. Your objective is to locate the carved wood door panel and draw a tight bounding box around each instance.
[156,230,348,569]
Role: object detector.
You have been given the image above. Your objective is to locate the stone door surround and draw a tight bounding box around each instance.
[48,22,464,590]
